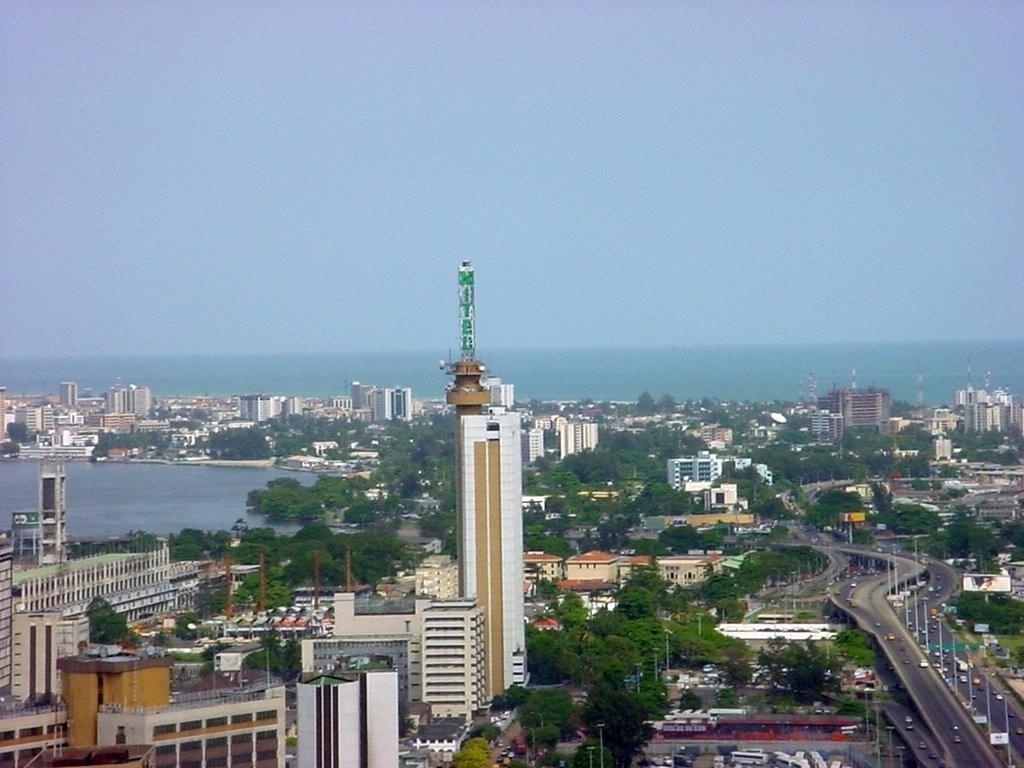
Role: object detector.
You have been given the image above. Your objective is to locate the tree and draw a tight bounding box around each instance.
[570,741,613,768]
[87,597,131,645]
[582,685,652,768]
[636,392,656,416]
[678,689,702,711]
[453,738,491,768]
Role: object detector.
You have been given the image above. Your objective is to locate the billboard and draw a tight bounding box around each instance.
[12,512,39,527]
[841,511,867,524]
[991,733,1010,746]
[962,574,1012,593]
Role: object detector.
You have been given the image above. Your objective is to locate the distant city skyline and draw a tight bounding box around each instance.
[2,3,1022,357]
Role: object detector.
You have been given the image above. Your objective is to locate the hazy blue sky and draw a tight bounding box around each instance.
[2,2,1021,358]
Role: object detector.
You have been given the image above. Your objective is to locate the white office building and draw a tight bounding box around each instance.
[298,670,399,768]
[667,451,723,490]
[456,409,526,695]
[370,387,413,422]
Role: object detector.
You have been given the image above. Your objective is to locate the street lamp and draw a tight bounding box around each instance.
[587,746,595,768]
[598,723,605,768]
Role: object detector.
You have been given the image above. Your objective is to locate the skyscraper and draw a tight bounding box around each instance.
[59,381,78,407]
[445,263,526,697]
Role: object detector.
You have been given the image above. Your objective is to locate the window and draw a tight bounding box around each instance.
[206,716,227,728]
[256,730,277,742]
[153,724,176,736]
[255,710,276,722]
[181,720,202,732]
[231,713,253,724]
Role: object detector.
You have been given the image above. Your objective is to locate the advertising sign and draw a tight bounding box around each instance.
[991,732,1010,746]
[963,574,1012,593]
[842,511,867,523]
[974,623,990,634]
[12,512,39,527]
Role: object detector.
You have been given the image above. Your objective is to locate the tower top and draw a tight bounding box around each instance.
[458,261,475,360]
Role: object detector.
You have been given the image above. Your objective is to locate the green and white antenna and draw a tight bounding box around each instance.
[458,261,476,360]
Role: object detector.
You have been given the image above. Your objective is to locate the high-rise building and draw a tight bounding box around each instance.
[817,387,891,432]
[0,536,12,691]
[557,419,599,459]
[445,263,526,697]
[297,670,399,768]
[420,600,487,717]
[370,388,413,422]
[59,381,78,407]
[521,427,544,463]
[38,462,67,566]
[127,384,152,417]
[350,382,373,411]
[238,394,281,421]
[105,387,128,413]
[483,377,515,408]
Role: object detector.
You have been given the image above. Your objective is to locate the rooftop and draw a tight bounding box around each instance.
[566,550,616,563]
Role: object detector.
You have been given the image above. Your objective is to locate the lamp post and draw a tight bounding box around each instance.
[598,723,605,768]
[588,746,595,768]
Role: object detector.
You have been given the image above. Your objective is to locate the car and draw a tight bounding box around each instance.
[929,753,938,760]
[1017,727,1024,735]
[952,725,958,731]
[953,735,962,744]
[886,633,896,641]
[903,658,910,665]
[918,742,926,750]
[920,660,930,667]
[996,694,1004,701]
[971,693,978,699]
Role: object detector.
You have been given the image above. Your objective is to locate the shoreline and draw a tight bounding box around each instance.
[6,456,277,470]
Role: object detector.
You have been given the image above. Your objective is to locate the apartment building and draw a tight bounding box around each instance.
[666,451,723,489]
[414,555,459,600]
[522,552,564,584]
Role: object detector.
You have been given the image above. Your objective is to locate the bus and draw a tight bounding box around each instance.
[730,750,768,765]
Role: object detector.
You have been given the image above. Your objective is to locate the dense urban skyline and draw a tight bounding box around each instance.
[2,3,1022,358]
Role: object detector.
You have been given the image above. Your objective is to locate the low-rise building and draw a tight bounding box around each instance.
[522,552,564,584]
[564,551,618,583]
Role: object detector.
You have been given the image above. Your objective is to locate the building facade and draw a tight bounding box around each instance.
[557,420,598,459]
[817,387,891,432]
[667,452,723,489]
[297,671,399,768]
[455,410,526,695]
[11,611,89,703]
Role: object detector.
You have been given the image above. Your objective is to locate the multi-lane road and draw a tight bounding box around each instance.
[830,548,1007,768]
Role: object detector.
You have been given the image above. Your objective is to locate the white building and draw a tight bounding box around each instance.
[11,610,89,702]
[934,436,953,461]
[127,385,152,417]
[483,378,515,409]
[557,420,599,459]
[667,451,723,490]
[298,670,399,768]
[521,427,544,464]
[415,555,460,600]
[456,409,526,695]
[238,394,282,421]
[370,387,414,422]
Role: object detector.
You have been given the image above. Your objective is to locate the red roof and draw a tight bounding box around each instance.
[524,551,563,562]
[530,617,563,631]
[557,579,616,592]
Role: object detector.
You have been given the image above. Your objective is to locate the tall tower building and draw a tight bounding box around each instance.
[59,381,78,407]
[38,462,67,566]
[0,536,12,691]
[445,263,526,698]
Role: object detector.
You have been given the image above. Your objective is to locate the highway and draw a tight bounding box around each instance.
[829,548,1005,768]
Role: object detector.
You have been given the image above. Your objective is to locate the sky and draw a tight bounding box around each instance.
[1,2,1022,358]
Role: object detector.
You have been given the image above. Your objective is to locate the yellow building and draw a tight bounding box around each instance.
[565,551,619,583]
[522,552,565,583]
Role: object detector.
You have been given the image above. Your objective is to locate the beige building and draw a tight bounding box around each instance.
[303,592,486,722]
[565,551,618,582]
[0,704,67,767]
[522,552,564,584]
[657,554,722,587]
[11,611,89,702]
[415,555,460,600]
[420,600,487,719]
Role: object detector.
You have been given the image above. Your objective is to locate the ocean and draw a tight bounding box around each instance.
[1,340,1022,404]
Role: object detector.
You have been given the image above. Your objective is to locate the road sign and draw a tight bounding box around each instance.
[991,732,1009,745]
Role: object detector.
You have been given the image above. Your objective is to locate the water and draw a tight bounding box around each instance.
[0,461,313,538]
[2,340,1022,403]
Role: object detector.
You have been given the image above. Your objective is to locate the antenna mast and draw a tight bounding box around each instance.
[458,261,476,361]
